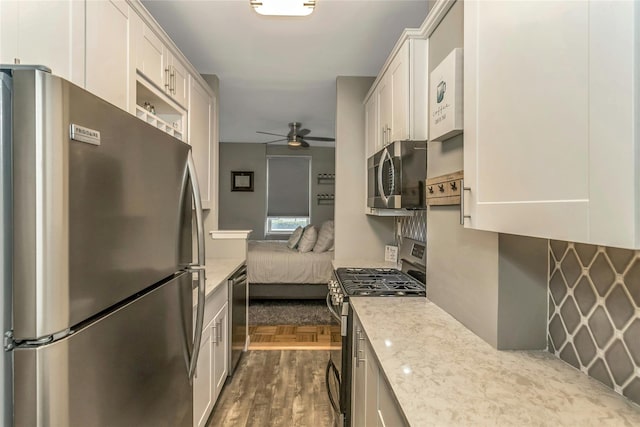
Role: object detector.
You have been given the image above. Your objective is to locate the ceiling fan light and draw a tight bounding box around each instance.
[250,0,316,17]
[288,138,302,147]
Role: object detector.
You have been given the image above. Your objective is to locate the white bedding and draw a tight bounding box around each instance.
[247,240,334,284]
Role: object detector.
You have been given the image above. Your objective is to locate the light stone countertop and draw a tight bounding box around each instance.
[351,297,640,426]
[192,257,245,306]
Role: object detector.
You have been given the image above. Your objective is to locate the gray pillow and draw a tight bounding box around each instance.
[286,226,304,249]
[297,225,318,253]
[313,220,334,253]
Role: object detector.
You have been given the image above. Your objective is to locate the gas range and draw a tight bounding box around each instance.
[334,267,426,297]
[325,238,427,427]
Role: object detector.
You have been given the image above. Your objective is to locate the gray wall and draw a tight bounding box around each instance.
[425,1,548,349]
[334,76,395,260]
[218,143,335,239]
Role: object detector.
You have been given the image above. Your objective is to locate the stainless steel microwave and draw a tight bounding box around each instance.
[367,140,427,209]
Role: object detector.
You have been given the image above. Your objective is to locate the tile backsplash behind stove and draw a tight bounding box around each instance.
[548,240,640,405]
[398,211,426,244]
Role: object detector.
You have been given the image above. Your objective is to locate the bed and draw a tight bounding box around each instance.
[247,240,334,299]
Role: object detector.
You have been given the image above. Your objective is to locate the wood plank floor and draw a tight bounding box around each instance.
[207,351,339,427]
[248,325,341,350]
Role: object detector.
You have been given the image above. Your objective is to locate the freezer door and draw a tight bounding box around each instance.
[13,272,193,427]
[11,68,192,340]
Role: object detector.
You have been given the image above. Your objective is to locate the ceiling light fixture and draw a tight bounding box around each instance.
[250,0,316,17]
[288,135,302,147]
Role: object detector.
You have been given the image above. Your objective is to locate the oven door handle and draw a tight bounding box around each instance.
[326,293,342,323]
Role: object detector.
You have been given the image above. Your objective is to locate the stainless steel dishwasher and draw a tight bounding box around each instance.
[228,264,247,376]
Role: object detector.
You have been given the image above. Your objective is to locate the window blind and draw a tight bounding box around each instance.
[267,156,310,217]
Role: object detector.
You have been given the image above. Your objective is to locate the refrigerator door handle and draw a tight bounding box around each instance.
[187,151,206,383]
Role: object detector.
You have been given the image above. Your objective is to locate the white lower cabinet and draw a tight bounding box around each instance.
[193,317,214,427]
[352,314,407,427]
[193,284,228,427]
[212,303,228,399]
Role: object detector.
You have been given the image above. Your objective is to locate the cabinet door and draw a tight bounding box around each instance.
[389,41,409,142]
[377,76,391,149]
[169,55,189,108]
[188,77,214,209]
[463,0,590,242]
[1,0,84,85]
[377,377,407,427]
[364,339,379,426]
[365,95,378,159]
[193,318,214,427]
[136,21,166,90]
[86,0,129,111]
[212,303,228,400]
[464,0,639,248]
[352,320,367,427]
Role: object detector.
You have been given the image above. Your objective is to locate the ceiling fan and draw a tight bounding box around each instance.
[257,122,335,148]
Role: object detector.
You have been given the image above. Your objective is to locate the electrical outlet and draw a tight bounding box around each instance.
[385,245,398,263]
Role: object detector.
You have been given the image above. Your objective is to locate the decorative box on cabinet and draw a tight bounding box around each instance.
[463,0,640,249]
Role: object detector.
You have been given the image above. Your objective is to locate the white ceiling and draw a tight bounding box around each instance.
[141,0,430,145]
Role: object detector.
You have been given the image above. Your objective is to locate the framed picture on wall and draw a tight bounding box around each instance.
[231,171,254,192]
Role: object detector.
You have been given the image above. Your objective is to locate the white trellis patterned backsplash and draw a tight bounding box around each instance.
[399,211,426,243]
[548,240,640,405]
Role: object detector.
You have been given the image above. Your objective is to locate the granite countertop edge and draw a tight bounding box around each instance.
[350,297,640,426]
[192,257,245,306]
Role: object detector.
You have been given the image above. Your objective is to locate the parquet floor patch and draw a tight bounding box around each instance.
[248,324,341,350]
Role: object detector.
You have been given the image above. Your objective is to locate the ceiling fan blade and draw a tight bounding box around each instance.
[300,139,310,148]
[264,138,287,144]
[257,131,287,137]
[303,136,335,142]
[297,129,311,137]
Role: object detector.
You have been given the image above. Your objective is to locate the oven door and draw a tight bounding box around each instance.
[325,294,352,426]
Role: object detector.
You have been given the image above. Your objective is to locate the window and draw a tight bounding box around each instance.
[266,156,311,234]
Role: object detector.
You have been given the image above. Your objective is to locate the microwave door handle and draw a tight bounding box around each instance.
[378,148,390,206]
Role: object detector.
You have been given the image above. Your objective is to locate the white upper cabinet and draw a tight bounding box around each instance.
[389,41,409,143]
[86,0,130,111]
[463,0,640,249]
[134,19,166,90]
[166,53,189,108]
[365,94,378,158]
[131,14,189,108]
[0,0,85,86]
[364,37,428,154]
[189,76,215,210]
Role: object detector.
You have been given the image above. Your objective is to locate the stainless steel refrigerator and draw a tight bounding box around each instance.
[0,66,208,426]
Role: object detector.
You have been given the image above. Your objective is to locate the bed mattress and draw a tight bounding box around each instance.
[247,240,334,284]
